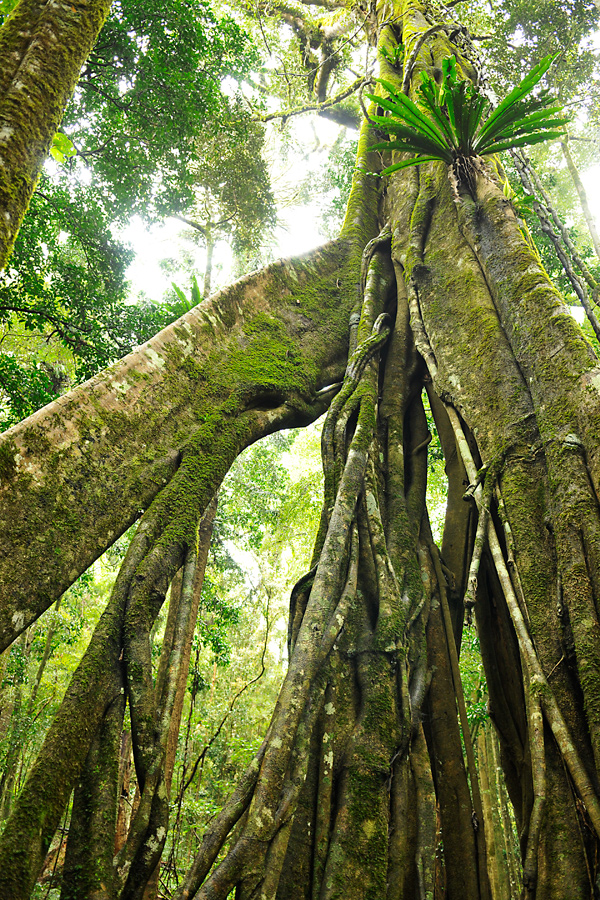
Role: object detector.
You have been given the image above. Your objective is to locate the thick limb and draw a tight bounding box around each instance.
[0,241,362,649]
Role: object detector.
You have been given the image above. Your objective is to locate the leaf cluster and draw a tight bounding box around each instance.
[64,0,258,220]
[0,176,191,429]
[366,54,568,176]
[189,106,277,268]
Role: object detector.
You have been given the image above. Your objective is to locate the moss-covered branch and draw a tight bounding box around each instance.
[0,240,370,651]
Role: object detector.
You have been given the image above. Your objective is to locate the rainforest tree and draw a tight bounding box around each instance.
[0,0,263,427]
[1,0,600,898]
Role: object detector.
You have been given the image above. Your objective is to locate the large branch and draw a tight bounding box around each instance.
[257,76,363,126]
[0,240,361,651]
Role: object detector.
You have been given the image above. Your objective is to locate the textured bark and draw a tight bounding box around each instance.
[0,0,113,269]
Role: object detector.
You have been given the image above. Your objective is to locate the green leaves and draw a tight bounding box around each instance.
[49,132,76,165]
[473,55,568,154]
[63,0,258,220]
[366,54,569,177]
[170,275,203,314]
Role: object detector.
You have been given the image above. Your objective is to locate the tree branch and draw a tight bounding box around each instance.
[256,76,363,123]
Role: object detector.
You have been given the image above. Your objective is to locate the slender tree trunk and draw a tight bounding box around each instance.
[203,233,215,299]
[28,596,61,708]
[561,139,600,262]
[142,495,218,900]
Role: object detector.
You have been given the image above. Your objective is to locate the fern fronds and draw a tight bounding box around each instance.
[365,54,568,178]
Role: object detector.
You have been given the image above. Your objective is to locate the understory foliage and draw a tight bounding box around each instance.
[3,0,600,899]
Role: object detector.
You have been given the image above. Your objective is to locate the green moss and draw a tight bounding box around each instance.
[0,439,17,483]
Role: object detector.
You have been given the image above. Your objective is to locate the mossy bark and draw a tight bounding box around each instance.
[0,239,367,651]
[0,0,113,269]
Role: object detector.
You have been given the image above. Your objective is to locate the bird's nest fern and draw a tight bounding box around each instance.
[366,55,568,187]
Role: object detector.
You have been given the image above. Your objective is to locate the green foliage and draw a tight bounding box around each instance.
[171,274,204,314]
[0,176,187,428]
[367,54,568,176]
[60,0,257,221]
[0,0,267,428]
[178,105,276,278]
[459,628,489,737]
[49,133,77,165]
[464,0,600,120]
[379,44,404,68]
[307,134,358,239]
[216,431,296,552]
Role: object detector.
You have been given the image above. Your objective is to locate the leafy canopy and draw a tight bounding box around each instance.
[0,0,263,428]
[366,54,569,176]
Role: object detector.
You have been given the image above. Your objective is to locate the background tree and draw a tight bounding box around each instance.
[173,107,276,298]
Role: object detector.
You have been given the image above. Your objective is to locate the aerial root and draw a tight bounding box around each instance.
[444,403,600,844]
[522,679,545,896]
[463,463,497,625]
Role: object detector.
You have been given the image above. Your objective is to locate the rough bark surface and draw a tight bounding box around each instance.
[0,0,113,269]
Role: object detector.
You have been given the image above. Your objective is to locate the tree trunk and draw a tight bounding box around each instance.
[141,495,217,900]
[0,0,113,269]
[2,0,600,898]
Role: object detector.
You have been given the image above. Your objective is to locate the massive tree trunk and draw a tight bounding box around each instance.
[2,0,600,898]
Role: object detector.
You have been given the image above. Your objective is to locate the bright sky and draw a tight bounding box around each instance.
[121,114,336,302]
[121,201,326,302]
[121,136,600,304]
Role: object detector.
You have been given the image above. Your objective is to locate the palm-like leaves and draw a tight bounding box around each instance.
[366,55,569,176]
